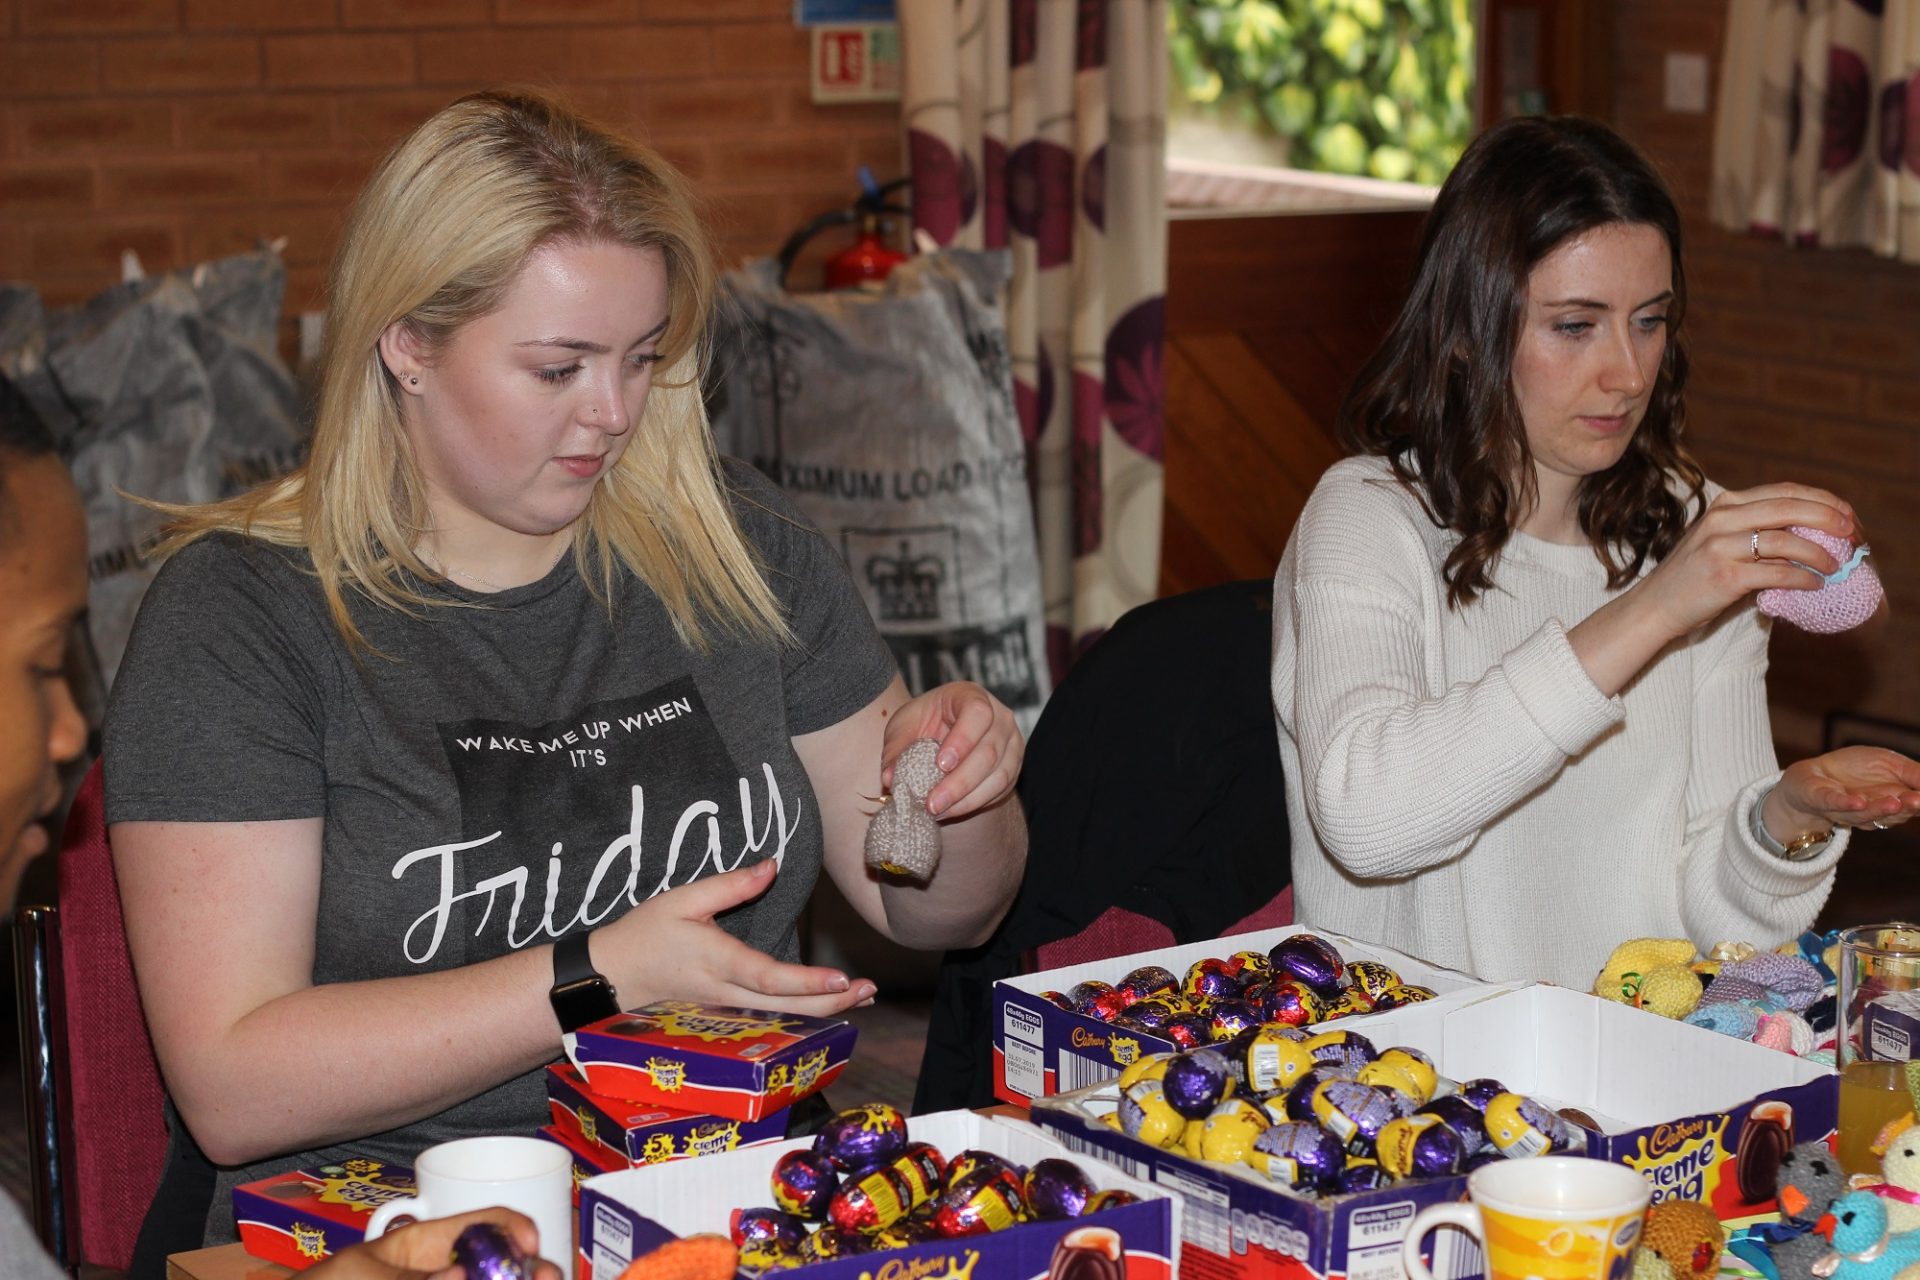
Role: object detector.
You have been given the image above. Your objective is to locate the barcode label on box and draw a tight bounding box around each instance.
[1438,1228,1484,1280]
[1058,1050,1116,1094]
[1003,1002,1044,1046]
[1003,1037,1044,1099]
[591,1203,632,1260]
[1050,1129,1150,1180]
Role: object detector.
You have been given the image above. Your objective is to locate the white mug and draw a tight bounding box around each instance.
[1401,1156,1650,1280]
[365,1136,573,1273]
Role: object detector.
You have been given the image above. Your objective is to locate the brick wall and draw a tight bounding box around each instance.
[0,0,902,335]
[1611,1,1920,758]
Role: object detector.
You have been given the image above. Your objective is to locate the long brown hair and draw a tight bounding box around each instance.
[1339,115,1705,607]
[147,90,789,653]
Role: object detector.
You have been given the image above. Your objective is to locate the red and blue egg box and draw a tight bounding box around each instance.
[232,1157,415,1270]
[536,1123,626,1206]
[545,1063,789,1168]
[565,1000,855,1122]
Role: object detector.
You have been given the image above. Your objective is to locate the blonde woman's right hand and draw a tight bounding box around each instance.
[594,860,876,1015]
[1630,482,1855,641]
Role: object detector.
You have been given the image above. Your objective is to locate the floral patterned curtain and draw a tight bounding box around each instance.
[899,0,1168,678]
[1711,0,1920,262]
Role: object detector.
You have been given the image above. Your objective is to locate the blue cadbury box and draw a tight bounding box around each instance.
[1032,983,1837,1280]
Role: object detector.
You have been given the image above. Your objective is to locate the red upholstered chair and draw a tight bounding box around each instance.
[11,761,170,1273]
[1029,886,1295,971]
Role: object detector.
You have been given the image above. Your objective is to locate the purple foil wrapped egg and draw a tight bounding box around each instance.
[1268,934,1348,997]
[1335,1159,1394,1195]
[1227,950,1276,981]
[1457,1078,1508,1112]
[1086,1188,1139,1214]
[944,1149,1020,1189]
[1248,1121,1346,1192]
[1117,1079,1188,1148]
[1161,1012,1213,1049]
[1163,1048,1236,1119]
[1118,964,1181,1003]
[816,1103,909,1171]
[1080,987,1135,1023]
[1184,958,1245,1005]
[1462,1148,1506,1173]
[1038,990,1076,1012]
[1068,980,1115,1007]
[1207,999,1262,1042]
[1345,960,1402,1000]
[451,1223,529,1280]
[730,1207,808,1250]
[1254,979,1328,1028]
[1271,1066,1353,1123]
[1309,1081,1398,1156]
[932,1168,1027,1237]
[1302,1029,1378,1074]
[1119,999,1178,1031]
[1417,1094,1489,1155]
[1374,1115,1466,1181]
[1023,1157,1097,1219]
[770,1149,840,1220]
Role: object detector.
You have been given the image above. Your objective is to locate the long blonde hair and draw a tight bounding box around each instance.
[153,89,788,653]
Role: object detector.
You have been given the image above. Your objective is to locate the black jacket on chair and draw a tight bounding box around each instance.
[912,578,1291,1112]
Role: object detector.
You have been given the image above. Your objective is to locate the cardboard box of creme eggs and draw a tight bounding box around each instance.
[992,924,1504,1106]
[233,1157,416,1270]
[576,1109,1180,1280]
[565,1000,855,1122]
[1031,983,1836,1280]
[545,1063,789,1168]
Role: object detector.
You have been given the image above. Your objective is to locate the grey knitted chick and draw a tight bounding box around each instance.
[864,738,944,881]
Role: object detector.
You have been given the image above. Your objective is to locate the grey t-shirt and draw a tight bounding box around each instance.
[103,460,898,1242]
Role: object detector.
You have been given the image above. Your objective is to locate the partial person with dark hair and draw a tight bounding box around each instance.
[0,380,563,1280]
[1271,116,1920,988]
[102,90,1025,1267]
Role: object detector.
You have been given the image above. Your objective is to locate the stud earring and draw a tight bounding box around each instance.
[409,376,419,386]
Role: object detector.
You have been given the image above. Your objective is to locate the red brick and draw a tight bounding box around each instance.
[780,86,894,131]
[495,0,638,24]
[710,20,804,76]
[187,0,336,30]
[263,148,380,201]
[851,132,903,178]
[0,40,101,97]
[1864,376,1920,428]
[339,0,488,26]
[334,88,458,148]
[30,218,180,274]
[0,163,95,212]
[566,25,709,79]
[1684,348,1762,401]
[639,79,780,134]
[1812,318,1920,376]
[705,135,851,190]
[178,93,334,149]
[1760,364,1864,415]
[182,204,342,267]
[20,0,177,35]
[266,33,412,87]
[283,262,326,311]
[638,0,783,18]
[0,222,28,279]
[415,28,571,86]
[102,155,262,206]
[17,99,174,154]
[103,36,260,91]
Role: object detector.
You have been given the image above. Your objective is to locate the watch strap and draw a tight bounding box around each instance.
[553,930,600,987]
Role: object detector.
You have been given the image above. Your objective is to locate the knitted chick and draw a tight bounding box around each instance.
[1772,1141,1851,1280]
[1595,939,1703,1017]
[1879,1123,1920,1235]
[1642,1199,1727,1277]
[863,738,943,881]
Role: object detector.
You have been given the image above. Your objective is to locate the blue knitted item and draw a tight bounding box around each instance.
[1686,1001,1763,1040]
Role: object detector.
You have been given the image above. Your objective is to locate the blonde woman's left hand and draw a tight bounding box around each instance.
[1773,746,1920,834]
[882,681,1023,821]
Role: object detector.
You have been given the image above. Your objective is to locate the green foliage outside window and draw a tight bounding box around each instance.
[1169,0,1476,185]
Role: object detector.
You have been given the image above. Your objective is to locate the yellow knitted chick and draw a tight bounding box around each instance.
[1641,1199,1726,1277]
[1636,965,1704,1018]
[1594,939,1700,1008]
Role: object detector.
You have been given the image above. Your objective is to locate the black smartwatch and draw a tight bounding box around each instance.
[549,931,620,1033]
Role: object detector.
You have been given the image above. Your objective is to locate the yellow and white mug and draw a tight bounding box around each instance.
[1401,1157,1651,1280]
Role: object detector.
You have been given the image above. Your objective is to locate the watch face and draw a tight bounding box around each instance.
[553,977,620,1032]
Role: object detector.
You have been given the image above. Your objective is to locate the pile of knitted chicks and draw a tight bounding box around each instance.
[1591,931,1840,1061]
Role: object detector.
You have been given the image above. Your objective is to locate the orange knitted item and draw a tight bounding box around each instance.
[1641,1200,1725,1277]
[616,1235,740,1280]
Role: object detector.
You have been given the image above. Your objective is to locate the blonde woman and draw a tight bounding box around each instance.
[103,91,1026,1264]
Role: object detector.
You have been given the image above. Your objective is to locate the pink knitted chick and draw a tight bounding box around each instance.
[1758,526,1883,633]
[864,738,944,882]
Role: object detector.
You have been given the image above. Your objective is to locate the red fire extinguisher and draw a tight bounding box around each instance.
[778,167,911,291]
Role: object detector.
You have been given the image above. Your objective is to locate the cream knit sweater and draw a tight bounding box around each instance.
[1271,457,1844,989]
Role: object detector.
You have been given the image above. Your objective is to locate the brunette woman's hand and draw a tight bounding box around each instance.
[881,681,1023,821]
[1767,746,1920,838]
[311,1208,561,1280]
[1630,483,1855,642]
[593,861,875,1016]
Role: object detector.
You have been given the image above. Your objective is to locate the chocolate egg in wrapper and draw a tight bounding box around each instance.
[1334,1160,1394,1195]
[1038,990,1075,1012]
[1117,1051,1177,1090]
[1355,1058,1421,1101]
[1309,1080,1398,1156]
[1118,964,1180,1003]
[1241,1025,1316,1093]
[770,1149,839,1220]
[1371,984,1436,1010]
[1080,987,1134,1023]
[1482,1093,1582,1158]
[1375,1114,1466,1180]
[1161,1012,1214,1049]
[1118,1079,1188,1148]
[1462,1148,1505,1173]
[944,1148,1020,1188]
[451,1223,529,1280]
[1345,960,1402,1000]
[816,1103,909,1171]
[891,1143,946,1209]
[1417,1094,1489,1155]
[1086,1189,1140,1213]
[1267,934,1348,996]
[1206,999,1261,1042]
[1458,1078,1508,1112]
[872,1218,940,1250]
[1162,1048,1236,1119]
[1322,988,1376,1019]
[1198,1097,1272,1164]
[1254,979,1327,1028]
[730,1207,807,1249]
[1067,980,1115,1008]
[1183,958,1245,1005]
[737,1237,803,1273]
[933,1168,1027,1237]
[1119,1000,1179,1031]
[798,1226,867,1263]
[1023,1157,1096,1219]
[827,1165,913,1234]
[1227,950,1276,981]
[1271,1066,1351,1123]
[1247,1121,1346,1192]
[1303,1029,1378,1074]
[1374,1048,1438,1102]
